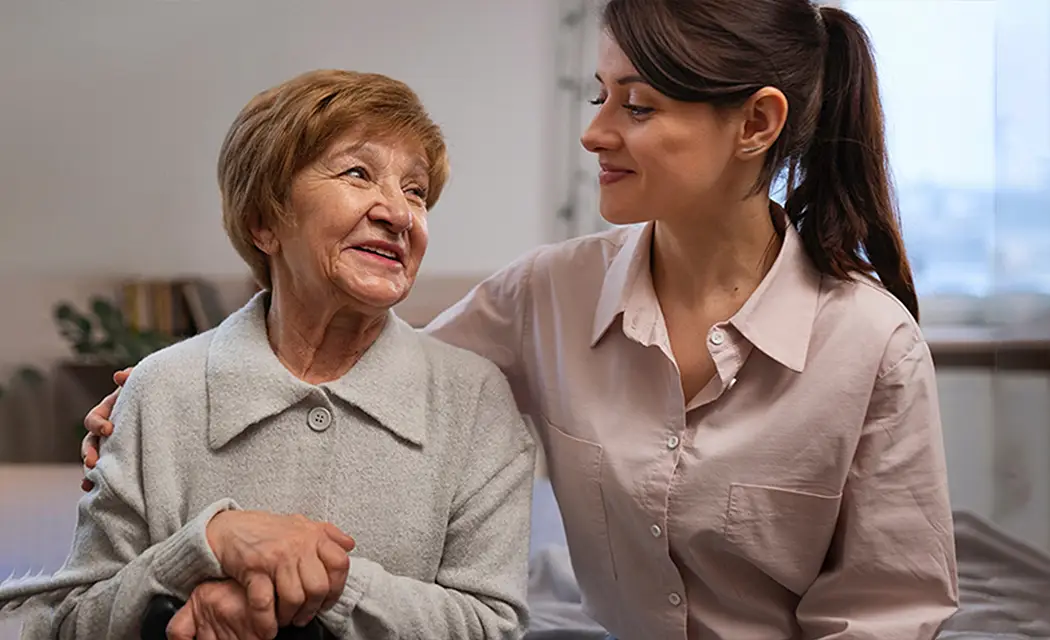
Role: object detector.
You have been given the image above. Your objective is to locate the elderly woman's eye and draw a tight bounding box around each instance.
[406,187,428,201]
[342,166,369,180]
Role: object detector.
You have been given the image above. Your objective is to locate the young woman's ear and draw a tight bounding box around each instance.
[736,87,789,159]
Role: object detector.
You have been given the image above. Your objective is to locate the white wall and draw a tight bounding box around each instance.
[0,0,560,397]
[0,0,558,278]
[939,371,1050,552]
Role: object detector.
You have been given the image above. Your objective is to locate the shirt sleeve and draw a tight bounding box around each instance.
[424,249,538,417]
[0,365,236,639]
[796,337,959,639]
[318,369,536,639]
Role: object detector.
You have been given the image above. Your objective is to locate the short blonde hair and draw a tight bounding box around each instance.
[217,69,450,289]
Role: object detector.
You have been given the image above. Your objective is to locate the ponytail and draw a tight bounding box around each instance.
[785,6,920,320]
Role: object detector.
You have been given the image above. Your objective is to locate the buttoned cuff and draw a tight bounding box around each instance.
[317,555,380,635]
[151,498,239,597]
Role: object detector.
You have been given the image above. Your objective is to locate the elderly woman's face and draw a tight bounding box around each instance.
[264,131,431,312]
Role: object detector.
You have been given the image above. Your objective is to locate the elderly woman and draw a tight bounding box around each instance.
[0,69,536,640]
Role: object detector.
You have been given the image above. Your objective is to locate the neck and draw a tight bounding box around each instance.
[265,285,387,385]
[651,195,781,312]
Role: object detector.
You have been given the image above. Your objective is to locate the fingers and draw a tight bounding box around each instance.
[190,580,270,640]
[81,433,100,492]
[113,367,133,386]
[84,389,119,438]
[166,603,196,640]
[244,573,279,640]
[292,554,330,627]
[81,434,100,469]
[323,523,356,552]
[196,625,220,640]
[317,539,350,612]
[199,590,251,640]
[274,559,305,627]
[81,432,100,493]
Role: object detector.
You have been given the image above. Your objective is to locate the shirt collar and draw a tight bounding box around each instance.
[590,222,652,346]
[589,208,822,372]
[729,219,822,372]
[206,292,429,450]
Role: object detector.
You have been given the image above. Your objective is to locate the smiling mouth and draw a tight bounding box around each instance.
[350,246,403,266]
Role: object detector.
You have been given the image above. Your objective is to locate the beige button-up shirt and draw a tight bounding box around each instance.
[427,219,958,639]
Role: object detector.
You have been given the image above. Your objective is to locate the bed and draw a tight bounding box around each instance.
[525,479,1050,640]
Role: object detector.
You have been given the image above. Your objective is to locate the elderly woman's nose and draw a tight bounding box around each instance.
[366,189,414,231]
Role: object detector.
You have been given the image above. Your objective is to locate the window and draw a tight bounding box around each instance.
[845,0,1050,321]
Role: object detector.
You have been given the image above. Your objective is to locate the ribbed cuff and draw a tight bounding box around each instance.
[151,498,239,597]
[317,554,379,635]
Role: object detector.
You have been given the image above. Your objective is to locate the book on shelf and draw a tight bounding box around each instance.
[120,279,228,338]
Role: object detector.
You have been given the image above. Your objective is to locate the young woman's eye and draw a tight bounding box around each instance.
[342,166,369,180]
[588,95,607,106]
[624,103,655,117]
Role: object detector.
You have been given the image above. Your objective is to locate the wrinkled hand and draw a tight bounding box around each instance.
[207,510,355,627]
[80,367,133,492]
[166,579,277,640]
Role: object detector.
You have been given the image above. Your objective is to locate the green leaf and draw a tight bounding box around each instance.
[54,303,75,321]
[15,367,43,385]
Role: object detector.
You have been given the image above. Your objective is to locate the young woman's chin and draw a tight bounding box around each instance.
[598,202,652,226]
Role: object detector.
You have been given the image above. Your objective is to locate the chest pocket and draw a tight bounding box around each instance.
[542,418,618,593]
[724,483,842,595]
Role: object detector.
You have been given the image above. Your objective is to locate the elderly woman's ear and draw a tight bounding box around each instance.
[251,225,280,256]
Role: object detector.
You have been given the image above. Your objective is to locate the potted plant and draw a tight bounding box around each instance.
[54,297,176,369]
[51,297,178,440]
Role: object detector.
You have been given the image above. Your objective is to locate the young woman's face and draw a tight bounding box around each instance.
[580,32,744,226]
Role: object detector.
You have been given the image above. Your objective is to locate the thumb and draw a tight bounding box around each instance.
[166,603,197,640]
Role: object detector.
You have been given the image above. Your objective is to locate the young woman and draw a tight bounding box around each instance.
[81,1,957,637]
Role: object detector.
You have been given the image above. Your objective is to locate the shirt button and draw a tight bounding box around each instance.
[709,329,726,346]
[650,524,662,538]
[307,407,332,432]
[668,592,682,606]
[666,435,680,450]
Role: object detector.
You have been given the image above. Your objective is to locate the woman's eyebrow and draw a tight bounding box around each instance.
[594,72,647,86]
[325,140,373,166]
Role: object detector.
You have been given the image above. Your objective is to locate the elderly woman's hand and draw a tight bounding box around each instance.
[206,510,355,627]
[166,579,277,640]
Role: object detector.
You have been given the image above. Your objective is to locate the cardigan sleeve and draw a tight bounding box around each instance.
[318,368,536,639]
[0,362,236,639]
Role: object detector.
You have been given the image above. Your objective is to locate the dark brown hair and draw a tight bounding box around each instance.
[603,0,919,320]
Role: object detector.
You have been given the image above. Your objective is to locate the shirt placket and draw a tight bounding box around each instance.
[645,320,750,637]
[635,315,692,638]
